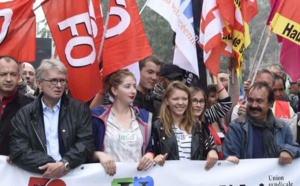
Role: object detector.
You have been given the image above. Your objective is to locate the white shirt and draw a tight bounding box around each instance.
[173,126,192,160]
[42,98,62,161]
[104,108,143,162]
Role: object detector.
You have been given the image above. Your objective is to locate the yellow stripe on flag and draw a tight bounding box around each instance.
[271,13,300,45]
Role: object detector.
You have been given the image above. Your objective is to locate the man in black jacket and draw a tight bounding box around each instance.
[10,59,94,178]
[0,56,33,156]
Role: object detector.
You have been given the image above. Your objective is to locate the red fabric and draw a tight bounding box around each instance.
[280,39,300,82]
[102,0,152,77]
[266,0,283,42]
[0,88,17,119]
[208,123,228,160]
[0,0,35,62]
[274,100,291,120]
[89,0,104,63]
[241,0,258,24]
[42,0,101,102]
[266,0,282,26]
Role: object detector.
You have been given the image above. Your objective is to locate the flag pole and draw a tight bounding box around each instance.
[248,24,267,79]
[33,0,50,11]
[139,0,150,15]
[250,31,272,86]
[97,11,110,63]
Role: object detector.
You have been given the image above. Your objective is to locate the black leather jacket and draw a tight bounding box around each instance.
[0,91,33,155]
[152,120,216,160]
[10,93,94,174]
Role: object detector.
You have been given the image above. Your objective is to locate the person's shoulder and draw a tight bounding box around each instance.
[17,92,34,105]
[91,105,111,116]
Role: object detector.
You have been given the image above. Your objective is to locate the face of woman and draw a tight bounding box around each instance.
[192,91,205,117]
[166,89,188,117]
[112,76,137,105]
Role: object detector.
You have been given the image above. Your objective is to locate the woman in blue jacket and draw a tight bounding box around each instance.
[91,69,154,176]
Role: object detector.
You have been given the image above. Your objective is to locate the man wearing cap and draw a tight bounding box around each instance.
[151,63,184,118]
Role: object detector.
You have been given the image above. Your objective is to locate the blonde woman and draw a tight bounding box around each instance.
[152,81,218,170]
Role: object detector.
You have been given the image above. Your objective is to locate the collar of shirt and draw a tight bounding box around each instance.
[41,97,61,112]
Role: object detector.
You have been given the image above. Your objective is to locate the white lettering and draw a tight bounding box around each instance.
[106,0,130,39]
[58,13,96,67]
[0,8,13,44]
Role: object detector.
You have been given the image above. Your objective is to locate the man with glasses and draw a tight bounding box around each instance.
[0,56,33,156]
[10,59,94,178]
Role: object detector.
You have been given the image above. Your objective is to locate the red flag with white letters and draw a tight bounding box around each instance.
[42,0,101,102]
[102,0,152,77]
[0,0,35,62]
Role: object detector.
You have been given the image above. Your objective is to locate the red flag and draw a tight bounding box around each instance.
[102,0,152,77]
[0,0,35,62]
[280,38,300,82]
[266,0,282,26]
[270,0,300,45]
[241,0,258,24]
[89,0,104,63]
[200,0,224,76]
[266,0,283,42]
[42,0,101,102]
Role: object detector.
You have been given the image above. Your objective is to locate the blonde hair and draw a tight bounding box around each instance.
[160,81,196,137]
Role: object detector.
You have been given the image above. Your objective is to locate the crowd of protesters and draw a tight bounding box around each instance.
[1,55,300,178]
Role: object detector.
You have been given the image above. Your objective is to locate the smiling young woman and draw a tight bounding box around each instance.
[152,81,218,170]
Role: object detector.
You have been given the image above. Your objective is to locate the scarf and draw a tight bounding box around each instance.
[246,110,278,158]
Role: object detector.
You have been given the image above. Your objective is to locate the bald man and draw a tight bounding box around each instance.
[22,62,36,90]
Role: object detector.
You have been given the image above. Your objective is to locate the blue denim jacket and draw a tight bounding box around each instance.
[223,113,300,160]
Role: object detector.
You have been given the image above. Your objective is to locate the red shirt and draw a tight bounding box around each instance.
[0,88,18,120]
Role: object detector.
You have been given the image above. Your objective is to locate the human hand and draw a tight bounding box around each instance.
[153,153,168,166]
[205,150,218,170]
[226,156,239,164]
[237,102,247,116]
[97,152,116,176]
[6,156,12,164]
[137,152,154,171]
[279,151,293,164]
[39,162,66,178]
[243,79,251,94]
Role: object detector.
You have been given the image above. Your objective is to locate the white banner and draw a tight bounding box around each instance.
[0,155,299,186]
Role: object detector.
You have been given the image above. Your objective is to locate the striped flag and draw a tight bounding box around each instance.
[199,0,225,76]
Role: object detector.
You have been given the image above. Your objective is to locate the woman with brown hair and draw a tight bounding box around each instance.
[190,79,232,160]
[91,69,154,176]
[152,81,218,170]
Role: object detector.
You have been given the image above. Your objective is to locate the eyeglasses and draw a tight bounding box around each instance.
[42,78,67,85]
[192,99,205,105]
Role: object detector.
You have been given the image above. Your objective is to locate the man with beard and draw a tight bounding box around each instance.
[223,82,300,164]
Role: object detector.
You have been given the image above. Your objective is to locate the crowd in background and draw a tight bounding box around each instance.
[1,55,300,178]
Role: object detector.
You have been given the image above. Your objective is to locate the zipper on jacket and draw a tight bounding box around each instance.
[30,114,46,152]
[160,138,178,160]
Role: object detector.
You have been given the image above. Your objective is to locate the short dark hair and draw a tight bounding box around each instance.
[0,55,19,65]
[139,55,161,70]
[256,68,275,86]
[249,82,274,104]
[274,74,286,89]
[207,84,217,94]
